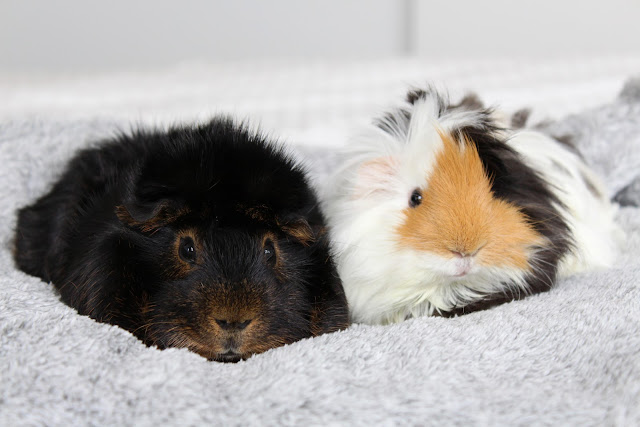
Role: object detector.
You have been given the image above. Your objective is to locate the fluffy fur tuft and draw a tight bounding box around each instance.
[322,88,620,324]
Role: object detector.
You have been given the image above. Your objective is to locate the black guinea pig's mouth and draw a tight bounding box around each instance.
[154,330,249,363]
[209,350,246,363]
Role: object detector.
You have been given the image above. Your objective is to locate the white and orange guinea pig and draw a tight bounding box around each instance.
[321,87,621,324]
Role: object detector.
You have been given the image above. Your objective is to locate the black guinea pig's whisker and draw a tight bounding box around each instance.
[207,179,221,190]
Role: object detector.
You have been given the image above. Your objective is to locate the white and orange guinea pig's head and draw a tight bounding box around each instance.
[322,88,573,324]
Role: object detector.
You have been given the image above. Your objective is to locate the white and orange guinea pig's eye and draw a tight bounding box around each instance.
[409,189,423,208]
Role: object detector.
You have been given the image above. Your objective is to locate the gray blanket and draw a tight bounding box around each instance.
[1,80,639,426]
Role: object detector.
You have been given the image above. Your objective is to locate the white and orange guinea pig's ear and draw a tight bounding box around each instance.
[351,156,401,199]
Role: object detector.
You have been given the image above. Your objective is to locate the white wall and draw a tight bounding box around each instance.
[412,0,640,58]
[0,0,405,72]
[1,0,638,73]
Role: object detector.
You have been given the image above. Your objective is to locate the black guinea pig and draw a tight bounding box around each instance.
[14,118,349,362]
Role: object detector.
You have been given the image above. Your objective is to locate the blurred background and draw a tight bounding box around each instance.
[1,0,639,145]
[2,0,639,71]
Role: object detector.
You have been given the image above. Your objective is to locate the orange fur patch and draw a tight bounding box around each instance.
[396,131,543,270]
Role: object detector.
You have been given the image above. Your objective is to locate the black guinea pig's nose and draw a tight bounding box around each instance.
[215,318,252,331]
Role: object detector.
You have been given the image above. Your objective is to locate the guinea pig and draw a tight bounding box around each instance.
[14,117,349,362]
[321,87,620,324]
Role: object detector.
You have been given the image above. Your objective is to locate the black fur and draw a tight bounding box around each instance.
[14,118,349,361]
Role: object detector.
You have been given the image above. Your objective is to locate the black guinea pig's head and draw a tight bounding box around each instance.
[116,119,349,361]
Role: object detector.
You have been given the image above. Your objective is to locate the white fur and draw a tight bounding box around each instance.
[322,93,621,325]
[508,130,622,276]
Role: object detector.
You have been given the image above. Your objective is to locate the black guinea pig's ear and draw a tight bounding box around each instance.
[116,171,189,232]
[116,199,187,233]
[278,216,325,246]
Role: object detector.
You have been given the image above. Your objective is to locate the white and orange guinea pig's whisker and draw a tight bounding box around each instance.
[321,86,621,324]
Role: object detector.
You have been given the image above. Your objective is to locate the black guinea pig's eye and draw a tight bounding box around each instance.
[409,188,423,208]
[179,236,197,263]
[263,238,276,267]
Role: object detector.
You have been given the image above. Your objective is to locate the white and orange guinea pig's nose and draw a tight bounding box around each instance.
[429,246,481,279]
[449,242,486,259]
[451,255,474,277]
[448,246,484,277]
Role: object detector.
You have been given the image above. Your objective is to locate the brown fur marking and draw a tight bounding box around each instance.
[279,219,317,246]
[116,204,190,233]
